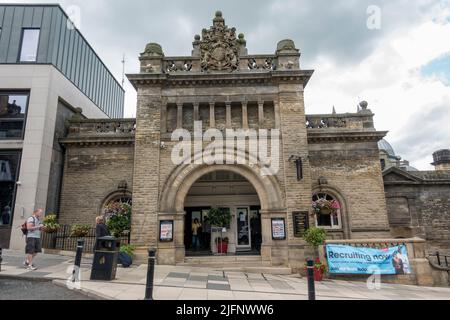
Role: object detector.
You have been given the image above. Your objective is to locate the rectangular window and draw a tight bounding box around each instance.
[0,151,21,227]
[19,29,40,62]
[0,92,29,139]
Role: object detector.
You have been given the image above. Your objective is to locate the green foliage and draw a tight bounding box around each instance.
[104,202,132,237]
[70,224,91,237]
[120,244,136,258]
[207,208,231,228]
[43,214,60,233]
[303,227,327,247]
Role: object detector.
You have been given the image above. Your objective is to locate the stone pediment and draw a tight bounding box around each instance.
[383,167,422,183]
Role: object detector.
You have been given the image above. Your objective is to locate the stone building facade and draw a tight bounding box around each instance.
[383,149,450,253]
[57,12,394,269]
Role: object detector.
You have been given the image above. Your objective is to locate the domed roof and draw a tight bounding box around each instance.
[378,139,396,157]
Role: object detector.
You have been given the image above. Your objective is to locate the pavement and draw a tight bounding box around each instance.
[1,249,450,300]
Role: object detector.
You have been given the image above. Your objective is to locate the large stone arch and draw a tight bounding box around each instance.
[159,149,285,214]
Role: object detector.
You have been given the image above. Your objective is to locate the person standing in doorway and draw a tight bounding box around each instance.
[202,216,211,251]
[191,218,202,251]
[24,209,44,270]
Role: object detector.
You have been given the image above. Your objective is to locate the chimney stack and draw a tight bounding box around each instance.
[431,149,450,171]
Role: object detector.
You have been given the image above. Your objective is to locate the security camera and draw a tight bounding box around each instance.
[16,181,22,186]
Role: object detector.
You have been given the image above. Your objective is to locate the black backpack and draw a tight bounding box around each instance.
[21,216,36,236]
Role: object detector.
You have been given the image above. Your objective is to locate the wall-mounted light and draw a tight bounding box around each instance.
[289,155,303,181]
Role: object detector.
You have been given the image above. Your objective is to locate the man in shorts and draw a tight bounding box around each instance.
[24,209,44,270]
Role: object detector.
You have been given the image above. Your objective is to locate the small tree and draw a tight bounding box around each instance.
[207,208,231,228]
[303,227,327,247]
[208,208,232,255]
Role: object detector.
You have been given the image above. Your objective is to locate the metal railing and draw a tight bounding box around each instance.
[41,225,131,253]
[428,251,450,268]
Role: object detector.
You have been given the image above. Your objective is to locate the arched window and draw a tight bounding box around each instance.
[312,193,342,229]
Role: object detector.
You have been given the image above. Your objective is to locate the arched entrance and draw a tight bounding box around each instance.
[157,160,286,265]
[184,170,262,256]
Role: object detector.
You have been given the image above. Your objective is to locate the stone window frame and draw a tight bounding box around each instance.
[311,186,350,238]
[98,189,132,215]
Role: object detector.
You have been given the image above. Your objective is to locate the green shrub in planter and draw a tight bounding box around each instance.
[70,224,91,237]
[43,214,60,233]
[120,244,136,258]
[303,227,327,247]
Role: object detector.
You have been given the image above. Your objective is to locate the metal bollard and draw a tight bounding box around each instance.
[0,248,3,272]
[144,248,157,301]
[306,259,316,300]
[71,238,84,283]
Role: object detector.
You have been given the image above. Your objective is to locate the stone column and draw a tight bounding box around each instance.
[193,102,199,122]
[274,101,281,129]
[177,103,183,129]
[161,103,167,133]
[209,102,215,128]
[242,102,249,129]
[258,101,265,127]
[226,102,232,129]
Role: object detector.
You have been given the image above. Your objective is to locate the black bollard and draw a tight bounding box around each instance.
[306,259,316,300]
[72,238,84,283]
[0,248,3,272]
[144,248,156,301]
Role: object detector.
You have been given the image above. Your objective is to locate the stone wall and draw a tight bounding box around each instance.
[383,168,450,253]
[309,140,391,240]
[58,144,134,226]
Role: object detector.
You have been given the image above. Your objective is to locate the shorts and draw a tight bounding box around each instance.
[25,237,42,254]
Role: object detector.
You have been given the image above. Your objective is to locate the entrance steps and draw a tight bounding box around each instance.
[177,255,292,275]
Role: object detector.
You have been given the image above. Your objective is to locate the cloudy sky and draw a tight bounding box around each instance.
[7,0,450,170]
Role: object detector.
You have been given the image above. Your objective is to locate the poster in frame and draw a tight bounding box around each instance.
[271,218,286,240]
[159,220,174,242]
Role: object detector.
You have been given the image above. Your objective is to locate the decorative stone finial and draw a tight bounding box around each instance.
[213,10,225,26]
[194,34,201,41]
[141,43,164,57]
[72,107,83,120]
[359,101,368,110]
[277,39,298,52]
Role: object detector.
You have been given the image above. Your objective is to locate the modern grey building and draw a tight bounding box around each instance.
[0,4,125,250]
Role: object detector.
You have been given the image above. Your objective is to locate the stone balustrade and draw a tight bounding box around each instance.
[151,55,279,74]
[66,119,136,136]
[306,113,375,130]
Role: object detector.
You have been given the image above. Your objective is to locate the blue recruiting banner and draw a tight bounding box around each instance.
[326,244,411,275]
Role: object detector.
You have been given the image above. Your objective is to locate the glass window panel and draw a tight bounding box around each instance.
[0,152,21,227]
[20,29,40,62]
[0,93,29,139]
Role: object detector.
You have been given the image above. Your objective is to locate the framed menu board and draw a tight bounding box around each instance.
[271,218,286,240]
[159,220,173,242]
[292,212,309,237]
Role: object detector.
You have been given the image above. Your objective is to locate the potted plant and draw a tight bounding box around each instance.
[42,214,60,233]
[70,224,91,237]
[119,244,136,268]
[208,208,232,254]
[313,257,327,281]
[103,202,132,237]
[215,237,229,254]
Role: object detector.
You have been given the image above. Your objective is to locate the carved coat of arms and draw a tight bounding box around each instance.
[200,12,239,72]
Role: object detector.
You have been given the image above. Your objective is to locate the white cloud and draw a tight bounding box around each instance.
[305,4,450,170]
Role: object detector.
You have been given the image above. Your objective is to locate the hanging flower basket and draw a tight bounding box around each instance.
[312,198,339,215]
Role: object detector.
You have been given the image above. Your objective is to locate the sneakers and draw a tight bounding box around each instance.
[23,260,37,270]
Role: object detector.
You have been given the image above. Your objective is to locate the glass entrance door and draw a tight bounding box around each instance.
[236,207,251,250]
